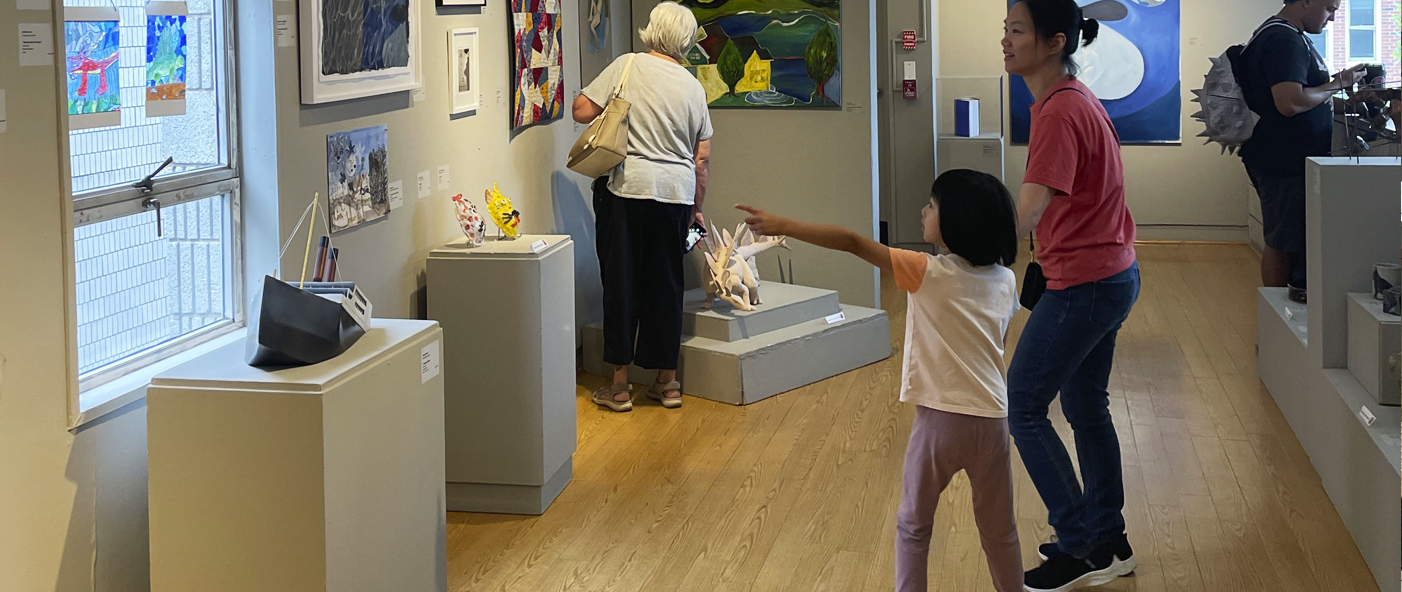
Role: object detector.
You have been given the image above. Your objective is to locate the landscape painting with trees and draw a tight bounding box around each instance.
[680,0,840,108]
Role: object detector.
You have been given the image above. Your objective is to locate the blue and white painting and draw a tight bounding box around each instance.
[321,0,412,76]
[327,125,390,232]
[1009,0,1180,144]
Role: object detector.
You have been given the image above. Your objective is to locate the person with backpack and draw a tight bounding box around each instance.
[1238,0,1365,300]
[1001,1,1140,590]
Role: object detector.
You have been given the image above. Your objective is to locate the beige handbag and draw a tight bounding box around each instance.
[568,54,637,178]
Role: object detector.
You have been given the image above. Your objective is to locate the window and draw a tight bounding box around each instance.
[1348,0,1379,61]
[1306,29,1331,66]
[64,0,241,392]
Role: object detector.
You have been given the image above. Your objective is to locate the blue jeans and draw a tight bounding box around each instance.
[1008,263,1140,559]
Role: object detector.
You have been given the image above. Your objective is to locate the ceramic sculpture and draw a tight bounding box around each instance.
[451,193,487,247]
[483,184,521,240]
[702,222,788,311]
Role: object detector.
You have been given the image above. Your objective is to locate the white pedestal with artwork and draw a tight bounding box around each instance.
[148,320,446,592]
[427,235,576,515]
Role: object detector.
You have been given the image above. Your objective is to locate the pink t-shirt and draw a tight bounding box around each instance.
[1024,77,1136,290]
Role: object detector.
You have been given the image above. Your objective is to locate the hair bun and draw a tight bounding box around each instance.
[1080,17,1100,46]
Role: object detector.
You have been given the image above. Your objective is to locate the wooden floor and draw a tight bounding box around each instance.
[445,244,1380,592]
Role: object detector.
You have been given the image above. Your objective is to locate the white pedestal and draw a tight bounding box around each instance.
[427,235,576,515]
[1347,293,1400,406]
[148,320,447,592]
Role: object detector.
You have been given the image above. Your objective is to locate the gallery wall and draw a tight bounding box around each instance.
[630,0,882,308]
[939,0,1284,241]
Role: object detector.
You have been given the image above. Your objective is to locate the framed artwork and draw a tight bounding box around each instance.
[509,0,565,129]
[327,125,391,233]
[449,28,480,114]
[439,0,487,5]
[299,0,423,104]
[145,2,189,117]
[680,0,841,108]
[65,6,122,130]
[1009,0,1181,144]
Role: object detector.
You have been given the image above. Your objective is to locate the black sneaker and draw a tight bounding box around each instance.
[1036,537,1068,562]
[1024,545,1135,592]
[1288,282,1307,304]
[1037,533,1135,568]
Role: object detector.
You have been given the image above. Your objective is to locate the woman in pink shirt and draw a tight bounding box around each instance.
[1002,1,1140,591]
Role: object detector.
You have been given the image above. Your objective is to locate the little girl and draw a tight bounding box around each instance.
[737,169,1023,592]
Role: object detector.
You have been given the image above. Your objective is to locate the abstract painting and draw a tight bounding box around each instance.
[299,0,422,104]
[449,28,480,114]
[1009,0,1180,144]
[65,7,121,130]
[509,0,565,129]
[327,125,391,233]
[680,0,841,108]
[145,2,188,118]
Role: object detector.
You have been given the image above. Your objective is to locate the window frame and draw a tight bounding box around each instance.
[1345,0,1382,62]
[60,0,246,402]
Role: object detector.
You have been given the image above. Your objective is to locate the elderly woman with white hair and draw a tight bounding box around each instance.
[573,1,713,413]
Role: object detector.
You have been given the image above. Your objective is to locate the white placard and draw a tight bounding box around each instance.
[388,180,404,210]
[18,0,46,9]
[421,340,441,383]
[275,15,296,47]
[19,23,54,67]
[417,171,430,199]
[530,239,548,253]
[0,90,7,134]
[412,88,427,103]
[437,165,450,190]
[825,311,846,325]
[1358,405,1377,427]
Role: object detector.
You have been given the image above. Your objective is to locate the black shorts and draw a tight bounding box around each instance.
[1246,167,1305,254]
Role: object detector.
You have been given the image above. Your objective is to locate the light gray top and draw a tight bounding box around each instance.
[581,53,713,206]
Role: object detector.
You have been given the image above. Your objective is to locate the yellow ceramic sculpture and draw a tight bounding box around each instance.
[484,183,521,240]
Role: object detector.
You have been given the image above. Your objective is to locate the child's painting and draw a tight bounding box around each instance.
[680,0,841,109]
[509,0,565,129]
[327,125,391,233]
[299,0,422,104]
[65,7,122,130]
[146,2,189,118]
[449,28,480,115]
[1008,0,1181,144]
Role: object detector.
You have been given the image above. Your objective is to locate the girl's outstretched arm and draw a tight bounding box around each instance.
[736,204,892,274]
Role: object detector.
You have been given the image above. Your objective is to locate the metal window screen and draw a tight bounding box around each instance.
[75,195,234,375]
[65,0,226,194]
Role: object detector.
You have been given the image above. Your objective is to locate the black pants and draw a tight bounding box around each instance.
[594,177,691,370]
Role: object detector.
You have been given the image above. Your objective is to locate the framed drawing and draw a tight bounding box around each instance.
[1008,0,1181,144]
[145,1,189,117]
[327,125,391,233]
[449,28,480,114]
[65,6,122,130]
[299,0,423,104]
[509,0,565,129]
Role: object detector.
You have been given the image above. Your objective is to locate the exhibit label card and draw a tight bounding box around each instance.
[388,180,404,210]
[417,171,430,199]
[421,340,441,384]
[19,24,54,66]
[0,90,7,134]
[437,165,450,190]
[275,15,296,47]
[18,0,46,10]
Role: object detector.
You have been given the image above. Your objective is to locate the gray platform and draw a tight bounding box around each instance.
[584,284,891,405]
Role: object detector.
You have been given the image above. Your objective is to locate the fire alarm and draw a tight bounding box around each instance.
[901,30,916,51]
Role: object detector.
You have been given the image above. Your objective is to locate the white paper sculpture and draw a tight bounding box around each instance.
[702,222,788,311]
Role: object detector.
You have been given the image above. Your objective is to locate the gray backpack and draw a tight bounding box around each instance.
[1191,19,1304,155]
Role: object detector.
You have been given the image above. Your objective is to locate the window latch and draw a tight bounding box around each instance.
[133,156,175,194]
[143,197,162,237]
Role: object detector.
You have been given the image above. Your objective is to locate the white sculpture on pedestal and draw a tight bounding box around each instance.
[702,222,789,312]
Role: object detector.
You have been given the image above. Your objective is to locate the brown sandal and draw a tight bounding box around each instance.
[647,381,683,409]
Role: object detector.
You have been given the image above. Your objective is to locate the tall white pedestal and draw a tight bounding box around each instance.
[148,320,447,592]
[427,235,576,515]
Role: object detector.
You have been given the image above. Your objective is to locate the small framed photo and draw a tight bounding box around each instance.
[448,28,480,115]
[438,0,486,6]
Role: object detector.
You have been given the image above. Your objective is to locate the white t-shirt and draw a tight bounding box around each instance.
[580,53,713,205]
[891,249,1020,418]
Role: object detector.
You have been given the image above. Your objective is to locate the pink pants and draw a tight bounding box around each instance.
[896,406,1023,592]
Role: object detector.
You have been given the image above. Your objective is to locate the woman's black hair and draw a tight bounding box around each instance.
[931,169,1018,267]
[1015,0,1100,76]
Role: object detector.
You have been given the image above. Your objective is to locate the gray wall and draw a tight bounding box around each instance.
[632,0,881,308]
